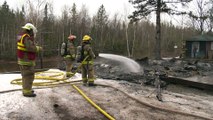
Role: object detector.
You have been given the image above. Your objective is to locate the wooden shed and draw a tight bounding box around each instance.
[185,35,213,59]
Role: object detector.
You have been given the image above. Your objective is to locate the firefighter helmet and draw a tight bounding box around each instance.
[82,35,92,41]
[22,23,37,36]
[68,34,76,40]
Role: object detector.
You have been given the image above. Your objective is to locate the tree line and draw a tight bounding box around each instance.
[0,0,209,60]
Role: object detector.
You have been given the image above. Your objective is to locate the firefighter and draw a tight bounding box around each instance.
[64,34,76,77]
[81,35,96,86]
[17,23,42,97]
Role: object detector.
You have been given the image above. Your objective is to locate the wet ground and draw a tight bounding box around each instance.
[95,56,213,89]
[0,72,213,120]
[0,55,213,120]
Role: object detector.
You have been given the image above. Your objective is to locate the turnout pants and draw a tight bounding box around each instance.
[65,58,74,72]
[19,65,35,95]
[81,63,94,84]
[65,58,75,77]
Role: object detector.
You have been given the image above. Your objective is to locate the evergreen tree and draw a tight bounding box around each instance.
[70,3,78,36]
[42,3,55,56]
[94,4,108,53]
[0,1,16,59]
[129,0,192,59]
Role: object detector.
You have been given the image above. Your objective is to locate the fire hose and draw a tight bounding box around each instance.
[1,58,212,120]
[7,56,115,120]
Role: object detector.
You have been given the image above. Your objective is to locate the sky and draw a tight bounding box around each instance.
[0,0,210,28]
[0,0,134,19]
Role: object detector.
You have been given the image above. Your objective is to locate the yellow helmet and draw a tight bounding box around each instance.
[83,35,91,41]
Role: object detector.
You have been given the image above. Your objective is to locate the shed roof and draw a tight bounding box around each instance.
[186,35,213,42]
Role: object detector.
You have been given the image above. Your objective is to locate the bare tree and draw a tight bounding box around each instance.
[188,0,210,34]
[61,5,70,42]
[129,0,193,59]
[206,0,213,33]
[123,3,131,57]
[25,0,47,28]
[78,5,91,37]
[69,3,78,35]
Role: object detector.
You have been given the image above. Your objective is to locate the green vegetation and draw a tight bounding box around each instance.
[0,1,211,60]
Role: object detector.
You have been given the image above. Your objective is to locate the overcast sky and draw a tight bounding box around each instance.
[0,0,210,27]
[0,0,183,26]
[0,0,134,18]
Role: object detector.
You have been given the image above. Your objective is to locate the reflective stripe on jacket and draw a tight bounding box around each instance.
[17,34,30,51]
[82,60,94,64]
[17,33,38,66]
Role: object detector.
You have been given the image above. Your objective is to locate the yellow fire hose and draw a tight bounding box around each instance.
[9,56,115,120]
[72,84,115,120]
[11,56,89,86]
[7,56,211,120]
[6,70,213,120]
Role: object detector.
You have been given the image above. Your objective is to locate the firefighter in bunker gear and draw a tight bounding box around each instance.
[17,23,42,97]
[81,35,96,86]
[64,34,76,77]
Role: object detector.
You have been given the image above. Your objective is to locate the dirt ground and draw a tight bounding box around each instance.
[0,77,212,120]
[0,55,213,120]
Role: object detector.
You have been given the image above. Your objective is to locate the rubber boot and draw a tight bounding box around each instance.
[23,89,36,97]
[88,82,96,87]
[88,78,95,86]
[82,78,88,86]
[31,89,34,93]
[83,81,87,86]
[23,93,36,97]
[66,72,74,77]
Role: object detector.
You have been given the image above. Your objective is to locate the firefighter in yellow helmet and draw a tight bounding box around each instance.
[81,35,96,86]
[64,34,77,77]
[17,23,42,97]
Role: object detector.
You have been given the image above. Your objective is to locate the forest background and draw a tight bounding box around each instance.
[0,0,212,60]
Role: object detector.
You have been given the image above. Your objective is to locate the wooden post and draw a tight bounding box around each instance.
[156,71,163,101]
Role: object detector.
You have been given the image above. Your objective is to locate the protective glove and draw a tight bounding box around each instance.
[36,46,43,52]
